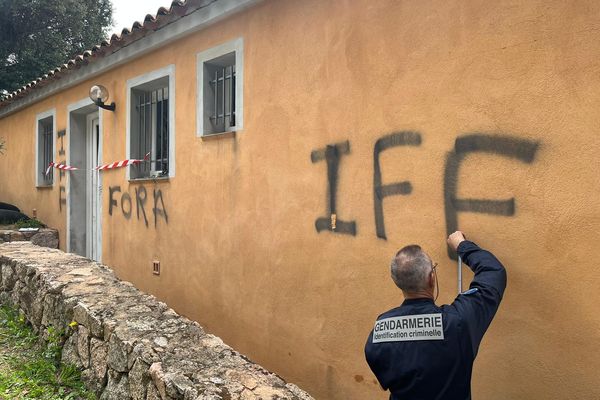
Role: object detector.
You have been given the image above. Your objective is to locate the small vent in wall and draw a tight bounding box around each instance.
[153,260,160,275]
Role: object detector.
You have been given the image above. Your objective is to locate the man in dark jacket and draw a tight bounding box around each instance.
[364,231,507,400]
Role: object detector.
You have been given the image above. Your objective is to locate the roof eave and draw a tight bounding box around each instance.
[0,0,261,119]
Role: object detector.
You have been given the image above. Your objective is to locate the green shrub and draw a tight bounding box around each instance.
[15,218,46,229]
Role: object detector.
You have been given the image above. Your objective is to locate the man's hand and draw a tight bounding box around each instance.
[447,231,466,251]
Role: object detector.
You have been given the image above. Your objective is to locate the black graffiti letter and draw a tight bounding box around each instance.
[59,186,66,212]
[58,129,66,156]
[58,159,66,181]
[373,131,422,240]
[311,140,356,235]
[135,186,148,227]
[108,186,121,216]
[58,156,67,212]
[153,189,168,227]
[121,192,132,219]
[444,134,540,259]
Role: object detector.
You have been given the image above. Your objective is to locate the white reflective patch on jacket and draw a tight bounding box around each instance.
[372,313,444,343]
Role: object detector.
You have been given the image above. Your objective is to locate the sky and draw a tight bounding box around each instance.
[110,0,175,36]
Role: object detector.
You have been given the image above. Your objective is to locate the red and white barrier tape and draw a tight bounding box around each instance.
[45,162,79,176]
[95,152,150,170]
[46,153,151,175]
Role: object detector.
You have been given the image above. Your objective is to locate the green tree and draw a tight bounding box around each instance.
[0,0,113,96]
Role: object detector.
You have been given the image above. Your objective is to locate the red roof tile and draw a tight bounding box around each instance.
[0,0,213,110]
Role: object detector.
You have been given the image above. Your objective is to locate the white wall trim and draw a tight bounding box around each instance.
[67,97,95,113]
[84,112,102,262]
[66,97,95,253]
[98,109,103,263]
[126,64,176,179]
[0,0,261,120]
[34,108,56,187]
[196,37,244,136]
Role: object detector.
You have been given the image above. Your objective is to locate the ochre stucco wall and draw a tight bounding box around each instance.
[1,1,600,398]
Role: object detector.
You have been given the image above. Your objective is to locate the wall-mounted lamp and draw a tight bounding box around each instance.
[89,85,116,111]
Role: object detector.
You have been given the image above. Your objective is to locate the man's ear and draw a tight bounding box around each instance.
[429,271,436,288]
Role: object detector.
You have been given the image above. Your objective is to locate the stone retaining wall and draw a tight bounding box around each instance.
[0,228,59,248]
[0,242,314,400]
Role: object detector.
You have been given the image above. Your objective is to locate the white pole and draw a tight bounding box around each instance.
[458,256,462,294]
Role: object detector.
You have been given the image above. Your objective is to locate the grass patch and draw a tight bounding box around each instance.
[14,218,46,229]
[0,304,95,400]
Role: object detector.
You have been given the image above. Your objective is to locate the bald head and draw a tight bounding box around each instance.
[390,245,433,292]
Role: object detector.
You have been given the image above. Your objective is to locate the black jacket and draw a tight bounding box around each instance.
[364,241,507,400]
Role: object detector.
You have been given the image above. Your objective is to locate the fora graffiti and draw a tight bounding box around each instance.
[312,132,540,259]
[108,185,168,228]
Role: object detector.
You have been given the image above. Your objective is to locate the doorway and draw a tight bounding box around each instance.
[86,113,101,261]
[68,103,102,262]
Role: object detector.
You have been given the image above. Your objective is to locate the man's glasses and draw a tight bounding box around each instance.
[431,262,439,302]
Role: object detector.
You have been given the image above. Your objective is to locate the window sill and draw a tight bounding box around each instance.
[128,176,170,183]
[36,184,53,189]
[200,131,236,141]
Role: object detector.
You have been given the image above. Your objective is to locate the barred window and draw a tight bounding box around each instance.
[197,38,243,137]
[36,113,54,186]
[127,66,174,179]
[206,57,235,134]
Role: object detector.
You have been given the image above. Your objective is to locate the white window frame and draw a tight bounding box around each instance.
[196,37,244,137]
[126,64,176,180]
[35,108,56,187]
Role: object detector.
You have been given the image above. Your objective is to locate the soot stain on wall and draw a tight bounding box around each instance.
[311,140,357,236]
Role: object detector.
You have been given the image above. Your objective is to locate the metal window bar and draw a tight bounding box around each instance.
[135,87,169,177]
[160,87,169,174]
[42,120,52,184]
[209,64,236,132]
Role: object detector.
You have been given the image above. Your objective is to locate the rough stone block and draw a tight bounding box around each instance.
[132,341,161,366]
[183,387,199,400]
[146,383,161,400]
[101,370,132,400]
[62,333,83,368]
[73,303,104,337]
[108,332,133,373]
[149,362,168,400]
[90,338,109,383]
[77,325,91,368]
[30,229,59,249]
[82,367,106,396]
[10,280,23,306]
[0,292,9,304]
[1,263,16,291]
[73,303,90,326]
[41,294,61,328]
[129,358,150,400]
[8,232,25,241]
[165,372,194,399]
[29,291,44,327]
